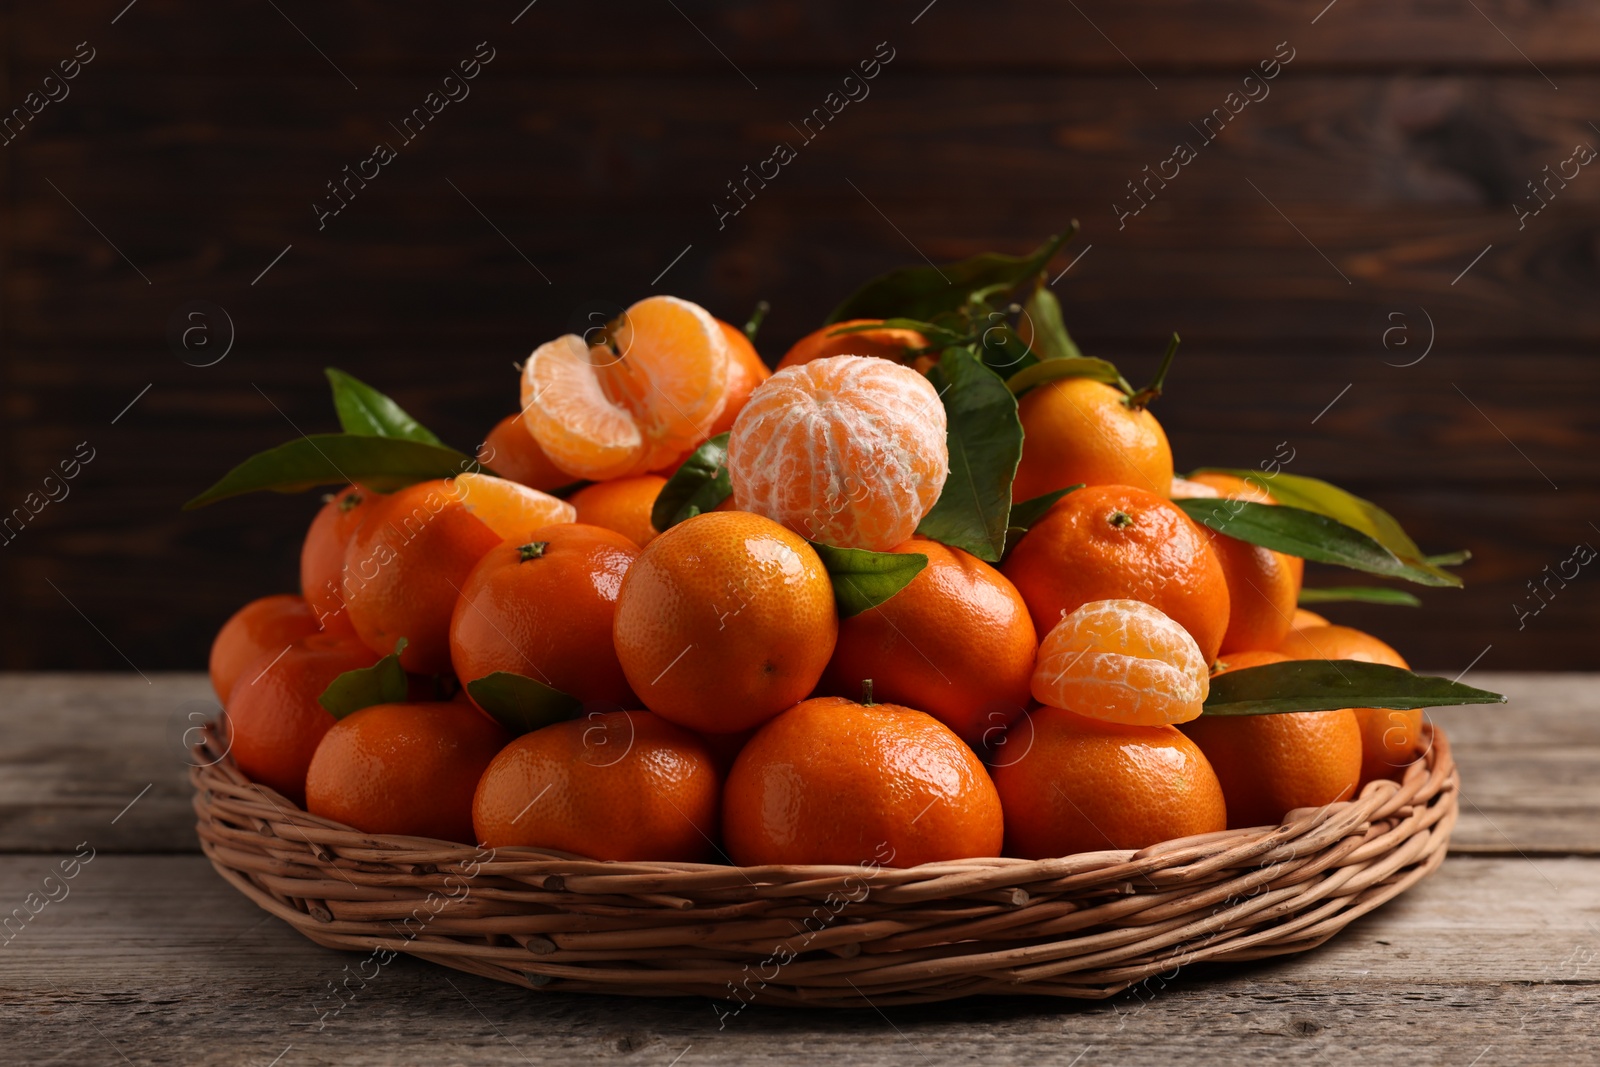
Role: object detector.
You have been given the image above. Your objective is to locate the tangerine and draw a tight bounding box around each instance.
[1012,378,1173,502]
[1002,483,1231,663]
[305,701,510,842]
[707,320,772,437]
[1179,650,1362,829]
[299,485,371,634]
[993,706,1227,858]
[821,538,1036,747]
[478,412,574,492]
[569,475,666,548]
[473,710,719,861]
[209,594,325,705]
[226,633,380,806]
[722,696,1004,868]
[727,354,948,551]
[450,523,639,706]
[1182,474,1303,655]
[520,296,730,479]
[1291,608,1329,630]
[776,319,933,373]
[1276,624,1424,784]
[613,511,837,733]
[1032,599,1210,726]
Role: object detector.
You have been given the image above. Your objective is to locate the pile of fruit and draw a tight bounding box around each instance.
[193,234,1501,869]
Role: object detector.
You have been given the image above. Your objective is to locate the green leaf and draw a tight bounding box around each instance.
[184,434,482,509]
[1202,660,1505,717]
[809,543,927,617]
[318,640,409,720]
[1298,586,1422,607]
[1004,485,1084,553]
[1426,550,1472,567]
[325,368,443,444]
[651,433,732,531]
[915,348,1024,562]
[827,229,1077,324]
[465,671,583,735]
[1175,498,1461,588]
[1004,355,1129,397]
[1193,468,1462,586]
[1020,285,1083,361]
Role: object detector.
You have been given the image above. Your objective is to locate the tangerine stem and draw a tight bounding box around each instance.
[517,542,549,562]
[743,300,770,343]
[861,679,875,706]
[1127,332,1181,410]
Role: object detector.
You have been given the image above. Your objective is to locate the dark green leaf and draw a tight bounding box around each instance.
[809,543,927,617]
[915,348,1024,562]
[1004,485,1084,554]
[1175,498,1462,588]
[651,433,732,531]
[1193,468,1462,586]
[325,368,443,444]
[1298,586,1422,607]
[318,640,409,720]
[1003,355,1129,396]
[1203,660,1505,716]
[465,671,583,735]
[827,229,1077,324]
[185,434,484,509]
[1426,550,1472,567]
[1020,285,1083,361]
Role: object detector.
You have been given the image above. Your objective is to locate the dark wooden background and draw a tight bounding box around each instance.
[2,1,1596,672]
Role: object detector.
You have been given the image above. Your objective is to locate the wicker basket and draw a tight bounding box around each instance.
[190,721,1456,1008]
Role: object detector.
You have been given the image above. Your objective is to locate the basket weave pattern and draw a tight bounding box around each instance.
[191,722,1457,1007]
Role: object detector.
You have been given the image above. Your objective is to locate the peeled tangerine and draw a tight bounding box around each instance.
[520,295,730,480]
[1032,599,1210,726]
[727,354,948,552]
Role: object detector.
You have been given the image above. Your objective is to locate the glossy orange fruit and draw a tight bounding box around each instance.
[226,633,380,806]
[727,354,949,551]
[520,296,730,479]
[1013,378,1173,502]
[299,485,371,634]
[707,320,772,437]
[613,511,838,733]
[1002,484,1231,663]
[1179,650,1362,829]
[1032,599,1210,726]
[478,412,574,493]
[722,696,1004,868]
[1184,470,1275,504]
[569,475,666,548]
[1181,473,1303,656]
[1276,624,1423,785]
[821,538,1036,747]
[1291,608,1329,630]
[305,701,510,842]
[993,706,1227,858]
[450,523,639,706]
[776,319,934,373]
[473,711,720,861]
[209,594,325,705]
[342,477,573,674]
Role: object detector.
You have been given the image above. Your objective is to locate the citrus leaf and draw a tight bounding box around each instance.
[465,671,582,735]
[184,434,482,509]
[325,368,443,444]
[915,348,1023,563]
[318,639,409,720]
[827,229,1077,324]
[1020,285,1083,362]
[1004,355,1128,396]
[1298,586,1422,607]
[810,542,927,617]
[1193,468,1462,585]
[1426,549,1472,567]
[1175,498,1462,588]
[651,433,732,531]
[1203,659,1505,716]
[1004,485,1084,554]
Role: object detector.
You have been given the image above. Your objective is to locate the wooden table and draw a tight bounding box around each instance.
[3,672,1595,1065]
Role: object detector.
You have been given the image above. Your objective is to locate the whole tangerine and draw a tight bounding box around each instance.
[1013,378,1173,501]
[299,485,372,635]
[776,319,934,373]
[209,594,325,705]
[569,475,666,548]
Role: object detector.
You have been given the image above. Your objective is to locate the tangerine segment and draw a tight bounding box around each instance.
[1032,599,1209,726]
[598,296,730,468]
[450,472,575,540]
[727,354,949,552]
[521,334,645,480]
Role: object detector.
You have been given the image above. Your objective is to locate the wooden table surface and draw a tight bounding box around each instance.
[3,672,1596,1065]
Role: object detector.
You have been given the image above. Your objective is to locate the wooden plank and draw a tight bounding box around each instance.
[12,0,1600,71]
[0,853,1595,1064]
[0,674,1593,854]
